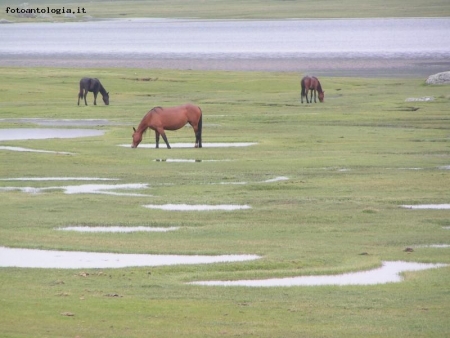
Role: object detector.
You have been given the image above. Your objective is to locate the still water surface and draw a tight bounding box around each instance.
[1,18,449,60]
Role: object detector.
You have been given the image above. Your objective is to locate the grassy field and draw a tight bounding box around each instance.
[2,0,450,21]
[0,67,449,337]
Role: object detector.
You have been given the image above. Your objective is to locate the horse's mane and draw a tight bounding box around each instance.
[150,106,163,112]
[98,81,108,96]
[137,106,163,134]
[313,77,323,93]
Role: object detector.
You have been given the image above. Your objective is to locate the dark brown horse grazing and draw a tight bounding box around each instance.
[301,76,324,104]
[132,104,203,149]
[77,77,109,106]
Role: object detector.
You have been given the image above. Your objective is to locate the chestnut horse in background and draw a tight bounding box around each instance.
[77,77,109,106]
[132,104,203,149]
[301,76,324,104]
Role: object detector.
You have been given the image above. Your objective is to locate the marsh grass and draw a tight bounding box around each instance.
[0,67,449,337]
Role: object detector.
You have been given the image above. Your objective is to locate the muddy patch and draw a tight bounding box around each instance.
[190,261,448,287]
[0,246,260,269]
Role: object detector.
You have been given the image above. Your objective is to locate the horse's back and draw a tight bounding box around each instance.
[151,104,201,130]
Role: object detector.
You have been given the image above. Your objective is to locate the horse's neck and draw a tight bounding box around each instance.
[137,113,152,134]
[316,81,323,93]
[98,84,107,96]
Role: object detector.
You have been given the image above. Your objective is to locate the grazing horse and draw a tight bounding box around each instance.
[301,76,324,104]
[77,77,109,106]
[132,104,203,149]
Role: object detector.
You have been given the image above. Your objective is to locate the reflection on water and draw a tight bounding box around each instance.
[190,261,448,287]
[0,246,260,269]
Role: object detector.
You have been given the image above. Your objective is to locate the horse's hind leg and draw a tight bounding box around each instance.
[83,90,88,106]
[157,129,171,149]
[155,132,160,149]
[161,133,171,149]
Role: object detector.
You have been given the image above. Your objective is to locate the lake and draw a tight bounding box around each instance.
[1,18,450,75]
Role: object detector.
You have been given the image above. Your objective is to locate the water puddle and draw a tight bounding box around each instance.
[217,176,289,185]
[0,247,260,269]
[0,128,105,141]
[0,146,73,155]
[119,142,257,148]
[154,159,231,163]
[143,204,251,211]
[190,261,448,287]
[0,118,117,127]
[0,177,119,181]
[263,176,289,183]
[401,204,450,209]
[57,226,179,233]
[0,183,151,196]
[415,244,450,248]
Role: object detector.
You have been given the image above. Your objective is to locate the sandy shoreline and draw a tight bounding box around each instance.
[1,55,449,77]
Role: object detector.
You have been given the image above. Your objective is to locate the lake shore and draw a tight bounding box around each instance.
[1,55,449,77]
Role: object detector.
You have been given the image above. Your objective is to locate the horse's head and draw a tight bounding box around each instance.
[131,127,142,148]
[319,91,324,102]
[103,92,110,105]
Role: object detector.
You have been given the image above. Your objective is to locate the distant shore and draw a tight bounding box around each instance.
[1,55,449,77]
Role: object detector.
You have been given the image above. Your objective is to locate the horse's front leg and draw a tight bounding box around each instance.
[93,91,98,105]
[313,89,317,103]
[83,90,88,106]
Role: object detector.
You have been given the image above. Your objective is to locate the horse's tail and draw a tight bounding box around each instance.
[198,107,203,136]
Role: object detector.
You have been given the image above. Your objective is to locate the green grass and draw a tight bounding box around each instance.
[2,0,450,21]
[0,67,450,337]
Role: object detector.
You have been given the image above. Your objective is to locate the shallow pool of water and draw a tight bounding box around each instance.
[0,128,105,141]
[0,183,151,196]
[120,142,257,148]
[190,261,448,287]
[57,226,179,233]
[143,204,251,211]
[0,146,73,154]
[0,246,260,269]
[401,204,450,209]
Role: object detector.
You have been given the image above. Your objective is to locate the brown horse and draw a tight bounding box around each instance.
[77,77,109,106]
[301,76,324,104]
[132,104,203,149]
